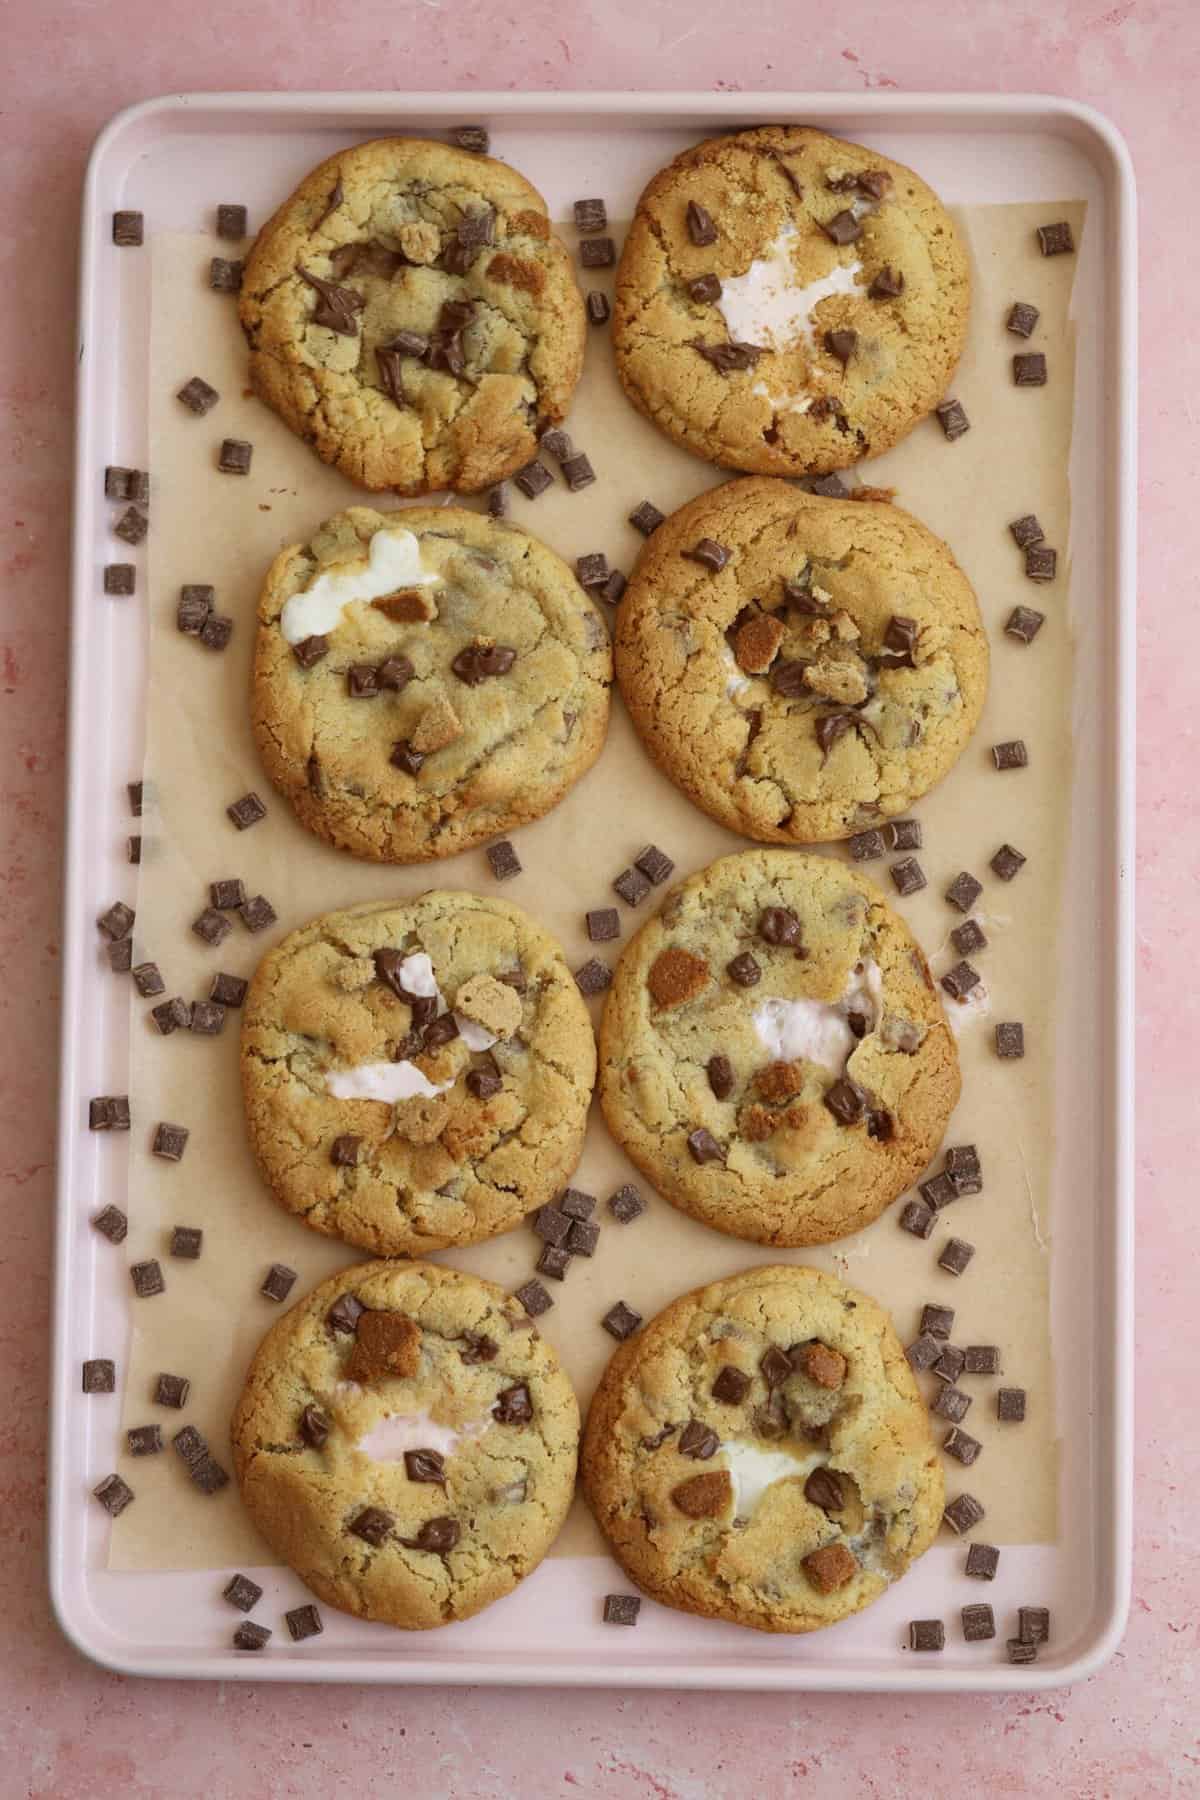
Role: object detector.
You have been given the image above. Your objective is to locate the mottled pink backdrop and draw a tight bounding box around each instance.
[3,2,1194,1795]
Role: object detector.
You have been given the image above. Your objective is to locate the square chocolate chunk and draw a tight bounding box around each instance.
[170,1226,203,1259]
[586,290,611,326]
[932,1384,972,1423]
[634,844,675,886]
[943,1425,982,1465]
[177,585,213,634]
[561,453,596,492]
[127,836,141,865]
[935,1345,966,1385]
[995,1021,1025,1059]
[177,376,219,416]
[684,537,729,572]
[1009,513,1045,549]
[93,1205,128,1244]
[603,1594,641,1626]
[94,1473,135,1517]
[210,878,246,911]
[536,1243,572,1281]
[580,238,615,270]
[514,1278,552,1318]
[935,398,970,441]
[240,895,277,933]
[1006,302,1040,338]
[613,865,652,906]
[848,827,886,861]
[1019,1605,1050,1644]
[1007,1637,1038,1664]
[629,500,665,536]
[573,197,608,233]
[107,937,133,972]
[938,1237,975,1277]
[155,1373,190,1408]
[945,871,982,914]
[608,1183,645,1223]
[964,1345,1001,1375]
[151,995,191,1035]
[486,839,521,881]
[712,1365,751,1404]
[997,1387,1027,1422]
[941,961,982,1002]
[83,1358,116,1393]
[919,1172,957,1212]
[1005,605,1046,645]
[210,257,244,291]
[1013,352,1047,387]
[600,570,627,605]
[966,1541,999,1578]
[113,211,144,246]
[602,1301,642,1341]
[990,843,1027,881]
[576,552,609,589]
[152,1122,189,1162]
[1025,544,1057,582]
[909,1619,944,1652]
[1037,220,1074,256]
[227,792,267,830]
[513,459,552,499]
[905,1333,942,1373]
[574,958,612,996]
[192,906,233,948]
[943,1492,985,1536]
[200,614,234,651]
[899,1199,935,1240]
[559,1189,595,1220]
[127,1424,164,1457]
[223,1572,263,1612]
[261,1263,297,1303]
[217,438,253,475]
[233,1621,271,1651]
[962,1603,996,1642]
[114,505,148,545]
[566,1218,600,1257]
[951,919,988,957]
[211,972,248,1008]
[285,1604,324,1642]
[98,900,135,941]
[131,1259,165,1298]
[532,1205,570,1246]
[890,857,926,896]
[945,1144,983,1194]
[104,563,135,596]
[586,907,620,942]
[216,203,247,239]
[921,1303,955,1340]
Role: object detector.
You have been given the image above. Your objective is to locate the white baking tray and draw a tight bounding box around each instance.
[52,91,1135,1689]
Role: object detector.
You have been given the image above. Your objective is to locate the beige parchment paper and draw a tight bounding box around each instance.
[111,200,1083,1570]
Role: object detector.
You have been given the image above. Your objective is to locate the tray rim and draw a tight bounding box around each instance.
[51,87,1136,1692]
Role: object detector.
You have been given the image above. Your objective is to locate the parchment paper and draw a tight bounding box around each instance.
[111,200,1083,1570]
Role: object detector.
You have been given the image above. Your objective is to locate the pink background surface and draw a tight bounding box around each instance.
[2,2,1194,1794]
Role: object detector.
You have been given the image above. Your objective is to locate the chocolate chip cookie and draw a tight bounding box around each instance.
[581,1263,943,1632]
[252,505,611,862]
[599,849,960,1246]
[241,894,596,1256]
[615,478,987,843]
[613,124,969,476]
[240,137,586,493]
[232,1260,579,1629]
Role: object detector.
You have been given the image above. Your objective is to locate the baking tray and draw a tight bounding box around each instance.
[52,91,1135,1689]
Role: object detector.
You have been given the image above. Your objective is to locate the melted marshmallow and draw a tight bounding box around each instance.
[355,1409,490,1463]
[393,951,497,1050]
[722,1439,813,1518]
[752,960,883,1074]
[280,527,440,644]
[717,226,862,352]
[326,1060,453,1103]
[751,380,813,416]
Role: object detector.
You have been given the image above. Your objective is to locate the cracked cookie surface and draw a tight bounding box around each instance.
[241,894,596,1255]
[581,1263,941,1632]
[253,505,611,862]
[613,125,968,477]
[240,137,586,493]
[598,850,959,1247]
[615,478,987,844]
[232,1260,580,1629]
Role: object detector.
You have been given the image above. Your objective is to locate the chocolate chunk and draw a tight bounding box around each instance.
[935,398,970,441]
[150,997,190,1036]
[458,1332,498,1366]
[608,1183,645,1223]
[586,290,611,325]
[94,1473,135,1517]
[759,1344,793,1389]
[574,958,612,996]
[951,919,988,957]
[824,1077,866,1125]
[326,1293,366,1337]
[1024,544,1057,582]
[997,1387,1027,1422]
[629,500,665,536]
[223,1573,263,1613]
[177,375,219,416]
[899,1199,935,1240]
[177,585,213,634]
[130,1259,166,1298]
[98,900,135,941]
[454,123,489,152]
[566,1220,600,1260]
[404,1449,447,1484]
[493,1383,534,1425]
[822,210,861,245]
[1009,513,1045,550]
[944,1493,986,1536]
[943,1425,982,1465]
[961,1602,995,1643]
[686,200,718,245]
[399,1517,460,1553]
[113,210,143,246]
[422,1013,459,1050]
[726,951,761,987]
[559,452,595,493]
[261,1263,297,1303]
[1013,352,1047,387]
[93,1206,128,1245]
[1019,1605,1050,1644]
[935,1344,967,1384]
[210,256,244,291]
[634,844,674,886]
[104,564,135,596]
[170,1226,203,1259]
[207,878,244,912]
[200,613,234,652]
[300,1403,330,1448]
[687,1126,725,1164]
[990,843,1026,882]
[825,328,857,365]
[880,615,919,669]
[513,458,553,499]
[390,740,426,776]
[297,266,364,338]
[240,895,277,934]
[330,1135,361,1169]
[127,1424,164,1457]
[558,1189,594,1223]
[285,1604,324,1641]
[603,1594,641,1626]
[536,1243,572,1281]
[114,505,148,546]
[804,1543,858,1593]
[941,960,982,1002]
[579,237,615,268]
[885,820,922,853]
[705,1054,735,1101]
[944,1144,982,1195]
[1006,301,1040,338]
[150,1118,189,1164]
[573,197,607,233]
[1005,604,1046,645]
[995,1021,1025,1058]
[932,1384,972,1423]
[869,266,905,299]
[89,1095,130,1132]
[83,1358,116,1393]
[192,907,233,948]
[466,1065,502,1099]
[601,1300,642,1341]
[964,1345,1000,1375]
[711,1365,751,1405]
[515,1278,553,1318]
[1037,220,1074,256]
[216,203,247,239]
[600,569,627,605]
[684,537,730,572]
[155,1373,190,1408]
[691,338,763,373]
[576,552,610,589]
[679,1419,720,1460]
[804,1467,845,1513]
[688,273,722,303]
[108,937,133,972]
[868,1108,894,1141]
[992,738,1029,773]
[803,473,850,499]
[1007,1637,1038,1664]
[848,828,886,861]
[217,438,253,475]
[945,871,982,914]
[211,972,248,1008]
[612,866,652,907]
[487,483,509,519]
[965,1539,998,1576]
[909,1619,944,1652]
[890,855,928,895]
[290,633,331,672]
[227,792,267,830]
[347,662,380,700]
[105,467,137,501]
[921,1303,955,1340]
[451,644,517,689]
[758,906,802,947]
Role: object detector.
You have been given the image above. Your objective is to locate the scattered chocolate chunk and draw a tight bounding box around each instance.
[300,1403,330,1448]
[965,1540,999,1576]
[941,961,982,1002]
[208,878,245,911]
[113,210,143,246]
[151,1123,188,1162]
[824,1077,865,1125]
[995,1021,1025,1059]
[804,1467,845,1513]
[758,906,802,947]
[107,937,133,972]
[574,957,612,996]
[216,203,247,239]
[684,537,730,572]
[1009,513,1045,549]
[822,210,861,245]
[177,375,219,416]
[848,827,886,861]
[712,1365,751,1405]
[804,1543,858,1593]
[672,1470,730,1519]
[155,1373,190,1408]
[900,1199,936,1240]
[127,836,143,867]
[909,1619,944,1652]
[964,1345,1000,1375]
[105,467,141,502]
[151,995,191,1033]
[943,1425,982,1466]
[726,951,761,987]
[691,338,763,373]
[1007,1637,1038,1664]
[706,1054,735,1101]
[573,197,607,233]
[104,563,135,596]
[454,123,489,152]
[292,633,331,671]
[98,900,135,941]
[566,1220,600,1259]
[494,1383,534,1425]
[210,256,244,291]
[89,1095,130,1132]
[586,290,611,325]
[227,792,267,830]
[962,1602,995,1643]
[944,1493,986,1536]
[1019,1605,1050,1644]
[945,871,983,914]
[404,1448,447,1485]
[945,1145,982,1195]
[261,1263,297,1303]
[885,819,922,853]
[804,473,850,499]
[561,452,596,492]
[515,1278,553,1318]
[217,438,253,475]
[603,1594,641,1626]
[608,1183,645,1223]
[399,1517,461,1554]
[200,614,234,652]
[686,200,718,245]
[600,569,627,605]
[933,1385,973,1424]
[487,483,509,518]
[128,1424,164,1457]
[1013,352,1047,387]
[192,906,233,948]
[825,328,857,365]
[688,273,722,303]
[458,1332,497,1366]
[990,843,1026,881]
[83,1358,116,1394]
[94,1473,135,1517]
[177,585,213,634]
[935,398,970,441]
[131,1259,165,1297]
[936,1344,967,1384]
[1006,301,1040,338]
[210,972,247,1008]
[921,1303,955,1340]
[951,919,988,957]
[1005,604,1046,645]
[869,265,905,299]
[93,1206,128,1244]
[760,1345,793,1389]
[537,1243,572,1281]
[634,844,674,885]
[579,237,615,269]
[223,1573,264,1613]
[629,500,666,536]
[347,662,380,700]
[239,895,277,933]
[1025,544,1057,582]
[285,1604,324,1641]
[687,1126,725,1164]
[890,857,927,896]
[602,1300,642,1341]
[576,552,609,589]
[170,1226,203,1260]
[997,1387,1027,1422]
[679,1420,720,1460]
[513,458,553,499]
[1037,220,1074,256]
[114,505,148,546]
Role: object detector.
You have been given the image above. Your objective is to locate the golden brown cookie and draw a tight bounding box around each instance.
[615,478,988,843]
[240,137,586,493]
[581,1263,943,1632]
[232,1261,579,1629]
[252,505,611,862]
[613,125,969,476]
[598,849,960,1246]
[241,894,595,1256]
